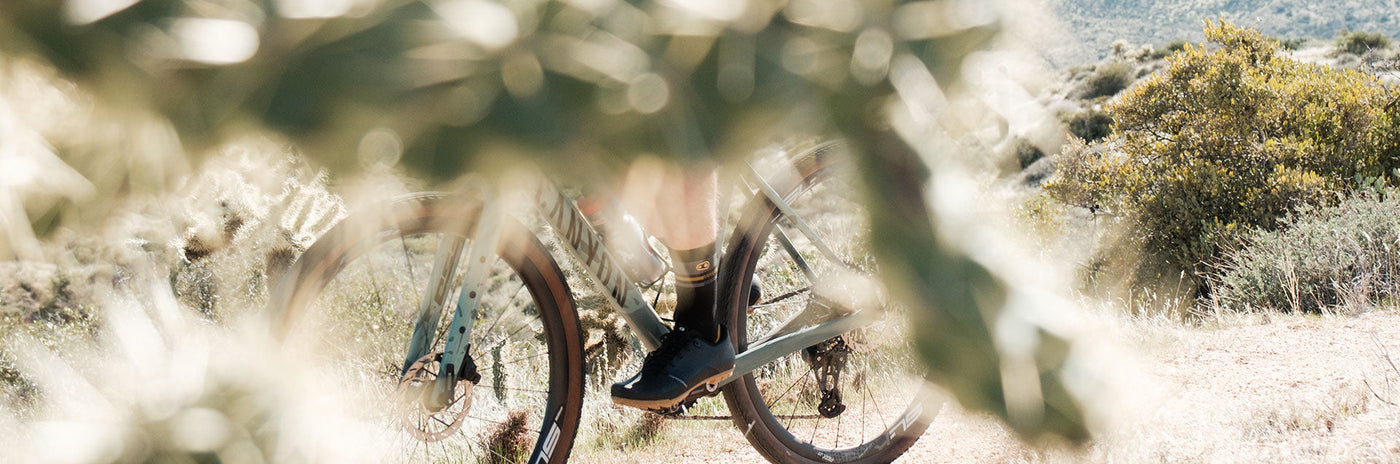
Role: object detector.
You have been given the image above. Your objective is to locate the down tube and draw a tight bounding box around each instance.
[527,176,669,351]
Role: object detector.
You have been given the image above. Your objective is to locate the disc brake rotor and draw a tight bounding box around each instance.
[397,352,475,442]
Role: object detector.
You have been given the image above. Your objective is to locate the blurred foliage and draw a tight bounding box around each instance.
[1214,188,1400,313]
[0,289,395,463]
[1047,20,1400,293]
[1336,29,1392,55]
[0,0,1094,443]
[0,0,1003,176]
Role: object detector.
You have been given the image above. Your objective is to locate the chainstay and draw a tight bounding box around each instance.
[667,414,825,421]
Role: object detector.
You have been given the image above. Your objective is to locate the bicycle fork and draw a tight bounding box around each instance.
[401,188,507,411]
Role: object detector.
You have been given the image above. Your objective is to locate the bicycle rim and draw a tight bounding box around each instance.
[721,144,935,464]
[270,193,583,464]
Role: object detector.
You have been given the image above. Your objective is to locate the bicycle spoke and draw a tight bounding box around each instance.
[860,384,868,447]
[474,385,550,396]
[863,366,888,429]
[808,388,819,445]
[497,321,540,347]
[400,237,419,282]
[777,365,816,433]
[478,280,529,339]
[464,414,542,434]
[834,410,842,449]
[488,351,549,368]
[751,287,811,309]
[765,361,812,415]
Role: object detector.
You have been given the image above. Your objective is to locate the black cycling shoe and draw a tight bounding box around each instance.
[611,326,736,411]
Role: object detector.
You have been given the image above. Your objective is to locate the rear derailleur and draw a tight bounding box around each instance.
[803,336,851,419]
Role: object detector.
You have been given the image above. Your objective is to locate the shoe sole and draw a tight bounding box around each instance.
[611,370,734,411]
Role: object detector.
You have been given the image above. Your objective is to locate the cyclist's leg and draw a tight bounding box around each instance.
[611,162,735,412]
[657,163,721,342]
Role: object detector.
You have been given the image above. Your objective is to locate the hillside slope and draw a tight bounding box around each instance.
[1043,0,1400,64]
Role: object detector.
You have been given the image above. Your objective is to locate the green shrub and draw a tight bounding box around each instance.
[1079,62,1135,99]
[1065,110,1114,142]
[1046,20,1400,291]
[1011,138,1046,169]
[1151,40,1189,59]
[1213,189,1400,312]
[1337,30,1392,55]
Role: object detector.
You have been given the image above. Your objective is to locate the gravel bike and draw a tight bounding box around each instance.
[267,141,936,463]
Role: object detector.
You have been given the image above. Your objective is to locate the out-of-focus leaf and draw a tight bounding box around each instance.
[0,0,1099,444]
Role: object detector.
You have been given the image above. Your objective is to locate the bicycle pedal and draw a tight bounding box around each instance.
[689,381,723,401]
[649,398,698,417]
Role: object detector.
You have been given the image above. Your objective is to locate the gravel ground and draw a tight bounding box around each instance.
[580,310,1400,463]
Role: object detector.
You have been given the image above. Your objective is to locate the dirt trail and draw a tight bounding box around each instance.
[584,310,1400,463]
[906,310,1400,463]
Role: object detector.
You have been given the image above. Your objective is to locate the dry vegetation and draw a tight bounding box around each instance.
[4,135,1399,463]
[560,306,1400,463]
[5,10,1400,464]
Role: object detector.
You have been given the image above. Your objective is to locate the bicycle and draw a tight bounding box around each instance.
[268,141,936,463]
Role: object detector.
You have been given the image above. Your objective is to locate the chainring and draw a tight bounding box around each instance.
[397,352,475,442]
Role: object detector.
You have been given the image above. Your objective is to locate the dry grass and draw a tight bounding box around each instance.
[483,410,533,464]
[4,138,1400,463]
[884,304,1400,464]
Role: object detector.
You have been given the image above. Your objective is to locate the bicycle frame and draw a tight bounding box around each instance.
[408,163,880,407]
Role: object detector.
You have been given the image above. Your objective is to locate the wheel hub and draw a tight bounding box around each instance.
[397,352,478,442]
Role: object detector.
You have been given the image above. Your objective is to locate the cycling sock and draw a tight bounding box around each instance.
[671,243,721,343]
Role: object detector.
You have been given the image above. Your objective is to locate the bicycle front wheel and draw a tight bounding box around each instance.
[720,143,935,464]
[269,192,584,464]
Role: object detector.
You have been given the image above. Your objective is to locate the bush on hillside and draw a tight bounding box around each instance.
[1079,62,1135,99]
[1065,109,1114,142]
[1337,30,1391,55]
[1046,20,1400,291]
[1213,189,1400,312]
[1150,40,1189,59]
[1011,138,1046,169]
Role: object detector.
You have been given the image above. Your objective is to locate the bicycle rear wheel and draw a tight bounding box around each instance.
[720,143,935,464]
[269,192,584,464]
